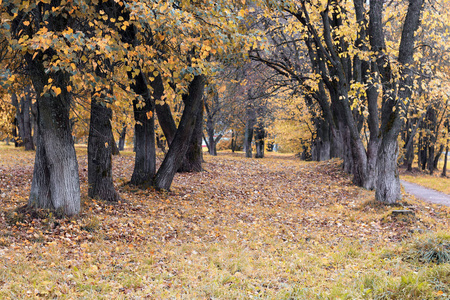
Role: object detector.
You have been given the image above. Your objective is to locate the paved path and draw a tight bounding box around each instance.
[401,180,450,207]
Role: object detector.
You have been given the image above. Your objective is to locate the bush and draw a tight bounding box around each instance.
[403,234,450,265]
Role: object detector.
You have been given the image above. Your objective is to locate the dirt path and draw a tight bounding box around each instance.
[401,180,450,207]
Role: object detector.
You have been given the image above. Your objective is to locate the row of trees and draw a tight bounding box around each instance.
[0,0,252,215]
[0,0,448,216]
[246,0,449,203]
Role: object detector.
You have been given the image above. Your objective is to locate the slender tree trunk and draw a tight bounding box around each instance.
[153,75,205,190]
[206,111,217,156]
[12,118,18,147]
[11,93,24,147]
[154,82,176,146]
[118,123,126,151]
[31,101,38,147]
[433,144,444,171]
[88,95,119,202]
[231,131,237,153]
[208,131,216,156]
[244,104,256,158]
[21,86,35,150]
[442,144,448,177]
[254,123,265,158]
[428,144,436,174]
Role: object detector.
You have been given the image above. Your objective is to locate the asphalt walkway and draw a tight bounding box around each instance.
[401,180,450,207]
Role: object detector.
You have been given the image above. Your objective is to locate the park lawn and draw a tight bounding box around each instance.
[0,144,449,299]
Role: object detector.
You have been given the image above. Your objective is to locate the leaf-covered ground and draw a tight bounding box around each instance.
[0,144,449,299]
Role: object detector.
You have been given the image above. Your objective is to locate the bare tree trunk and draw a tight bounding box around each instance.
[178,98,204,172]
[155,83,176,146]
[11,93,24,147]
[129,71,158,187]
[153,75,205,190]
[21,86,35,150]
[27,56,80,215]
[244,104,256,158]
[205,105,217,156]
[31,101,38,147]
[88,96,120,202]
[370,0,424,203]
[432,144,444,171]
[12,118,18,147]
[442,144,448,177]
[231,130,237,153]
[254,123,265,158]
[375,136,401,203]
[118,123,126,151]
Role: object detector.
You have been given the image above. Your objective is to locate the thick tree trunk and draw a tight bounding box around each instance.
[129,71,158,187]
[370,0,424,203]
[27,59,80,215]
[88,97,119,202]
[118,123,126,151]
[153,75,205,190]
[315,119,331,161]
[111,133,120,155]
[178,99,204,172]
[330,126,344,159]
[375,136,401,203]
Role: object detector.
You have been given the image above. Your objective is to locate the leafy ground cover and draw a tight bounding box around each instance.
[0,144,449,299]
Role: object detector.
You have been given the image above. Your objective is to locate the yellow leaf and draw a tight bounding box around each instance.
[52,86,61,96]
[23,21,30,26]
[67,85,72,92]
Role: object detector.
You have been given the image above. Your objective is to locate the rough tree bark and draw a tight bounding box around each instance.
[154,77,203,172]
[153,75,205,190]
[88,91,120,202]
[179,98,204,172]
[129,70,159,186]
[26,57,80,216]
[371,0,425,203]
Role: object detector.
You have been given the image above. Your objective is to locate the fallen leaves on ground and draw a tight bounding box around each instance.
[0,146,449,299]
